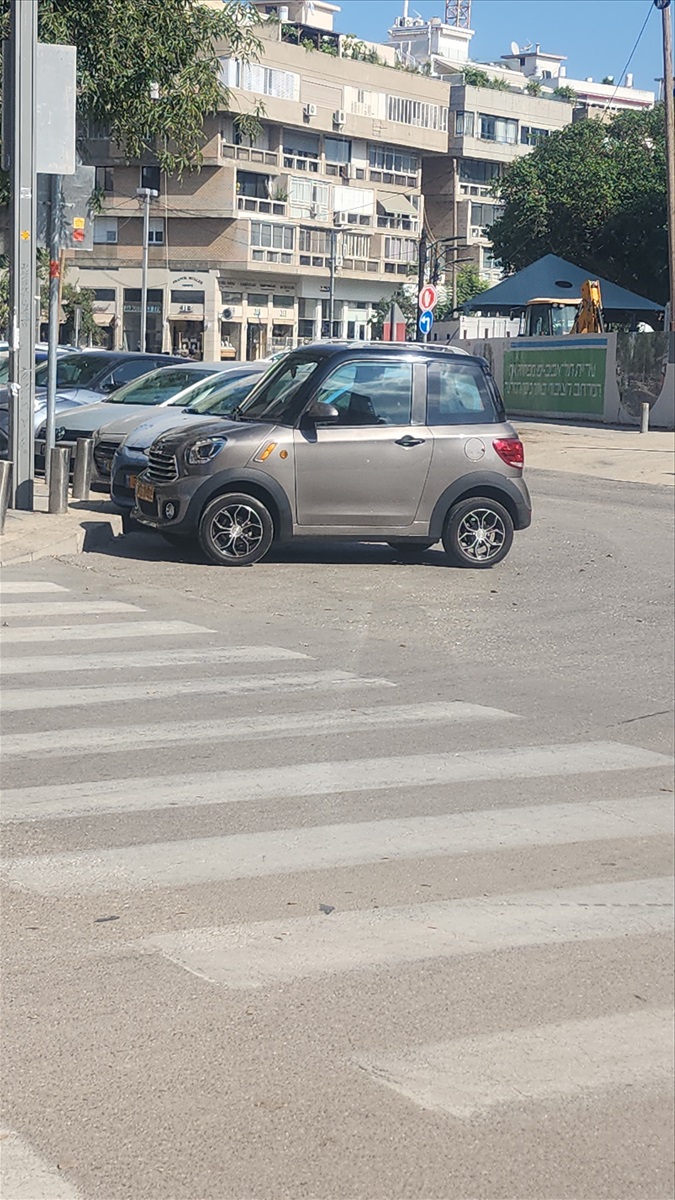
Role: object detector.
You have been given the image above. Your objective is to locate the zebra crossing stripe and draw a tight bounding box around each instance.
[0,644,309,677]
[0,1129,82,1199]
[0,581,69,594]
[0,741,670,823]
[2,797,671,894]
[0,669,393,715]
[2,700,518,759]
[144,877,674,989]
[0,620,215,644]
[356,1007,675,1118]
[0,599,140,617]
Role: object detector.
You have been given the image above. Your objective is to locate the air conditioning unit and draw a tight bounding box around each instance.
[309,203,319,218]
[334,213,347,227]
[304,103,318,118]
[339,163,352,180]
[333,109,346,127]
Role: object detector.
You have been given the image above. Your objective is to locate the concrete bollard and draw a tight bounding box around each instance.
[72,437,93,500]
[48,446,70,514]
[0,459,11,534]
[640,402,650,434]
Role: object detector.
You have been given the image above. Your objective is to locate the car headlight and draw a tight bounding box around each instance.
[185,436,227,465]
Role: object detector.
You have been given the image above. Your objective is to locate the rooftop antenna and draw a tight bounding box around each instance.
[510,40,519,55]
[402,0,409,20]
[444,0,471,27]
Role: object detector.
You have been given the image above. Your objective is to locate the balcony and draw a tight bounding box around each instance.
[368,170,419,189]
[377,215,419,233]
[282,154,320,174]
[237,196,288,216]
[222,141,279,168]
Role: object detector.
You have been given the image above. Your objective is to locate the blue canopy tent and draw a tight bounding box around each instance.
[463,255,663,327]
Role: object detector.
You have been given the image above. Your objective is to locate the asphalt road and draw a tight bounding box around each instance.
[1,468,673,1200]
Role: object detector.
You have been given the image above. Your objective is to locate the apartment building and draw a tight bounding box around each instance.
[68,5,449,360]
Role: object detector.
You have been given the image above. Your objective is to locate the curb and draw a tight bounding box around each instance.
[0,514,123,567]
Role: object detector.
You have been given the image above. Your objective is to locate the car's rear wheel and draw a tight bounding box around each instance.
[387,540,435,554]
[442,496,513,569]
[198,492,274,566]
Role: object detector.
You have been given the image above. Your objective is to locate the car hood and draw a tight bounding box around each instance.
[51,400,165,433]
[152,417,277,454]
[117,408,224,450]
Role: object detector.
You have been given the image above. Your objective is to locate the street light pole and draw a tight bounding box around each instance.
[655,0,675,335]
[7,0,38,510]
[136,186,159,352]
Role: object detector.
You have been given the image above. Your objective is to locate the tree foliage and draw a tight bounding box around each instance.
[490,106,668,303]
[0,0,261,176]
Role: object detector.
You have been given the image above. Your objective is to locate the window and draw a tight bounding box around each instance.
[520,126,550,147]
[92,288,115,302]
[384,236,418,263]
[104,358,162,390]
[237,170,271,199]
[478,114,517,144]
[140,165,161,192]
[273,294,293,309]
[426,361,503,426]
[250,221,295,250]
[368,145,419,174]
[470,202,500,229]
[459,159,502,184]
[314,361,413,426]
[455,111,475,136]
[299,228,331,255]
[342,232,371,258]
[171,290,205,305]
[247,293,269,307]
[289,177,329,220]
[148,218,165,245]
[325,137,351,164]
[282,131,319,160]
[187,373,262,417]
[93,216,118,244]
[387,95,448,131]
[94,166,113,193]
[238,356,322,425]
[344,85,386,118]
[220,58,300,101]
[107,366,215,406]
[333,185,374,222]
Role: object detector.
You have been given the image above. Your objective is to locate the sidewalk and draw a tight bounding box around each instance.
[514,420,675,487]
[0,485,123,567]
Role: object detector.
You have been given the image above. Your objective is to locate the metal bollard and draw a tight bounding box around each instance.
[48,446,70,514]
[72,437,93,500]
[0,459,11,535]
[640,402,650,434]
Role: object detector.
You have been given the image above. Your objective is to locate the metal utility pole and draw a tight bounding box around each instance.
[655,0,675,336]
[328,222,341,337]
[416,228,427,342]
[6,0,38,510]
[45,174,61,485]
[137,186,159,352]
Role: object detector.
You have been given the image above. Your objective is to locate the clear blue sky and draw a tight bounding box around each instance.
[337,0,663,93]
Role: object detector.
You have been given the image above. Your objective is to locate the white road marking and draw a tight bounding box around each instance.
[0,644,308,677]
[2,797,671,895]
[0,620,215,644]
[0,581,68,594]
[0,669,392,715]
[0,599,139,617]
[357,1008,675,1118]
[144,878,674,989]
[3,701,517,758]
[0,740,669,823]
[0,1129,82,1199]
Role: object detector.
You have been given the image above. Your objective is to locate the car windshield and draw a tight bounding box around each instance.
[235,356,322,425]
[167,371,254,411]
[107,366,218,406]
[187,373,264,417]
[35,353,109,389]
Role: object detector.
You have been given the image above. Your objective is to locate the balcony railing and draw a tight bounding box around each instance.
[237,196,287,216]
[282,154,319,173]
[222,141,279,167]
[368,169,419,188]
[376,216,419,232]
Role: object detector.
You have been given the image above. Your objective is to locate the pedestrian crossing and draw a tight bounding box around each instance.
[1,573,673,1160]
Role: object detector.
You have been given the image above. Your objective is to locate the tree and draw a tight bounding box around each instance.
[0,0,262,178]
[435,266,489,315]
[490,106,668,304]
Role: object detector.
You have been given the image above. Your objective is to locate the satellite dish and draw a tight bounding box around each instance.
[510,41,519,56]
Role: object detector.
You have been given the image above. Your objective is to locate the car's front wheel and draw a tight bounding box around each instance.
[442,496,514,568]
[198,492,274,566]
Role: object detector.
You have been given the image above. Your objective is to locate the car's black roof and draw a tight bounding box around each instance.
[286,341,486,366]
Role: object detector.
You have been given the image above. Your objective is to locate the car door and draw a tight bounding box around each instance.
[293,358,432,527]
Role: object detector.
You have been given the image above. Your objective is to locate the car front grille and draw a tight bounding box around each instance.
[147,446,178,483]
[93,439,119,479]
[58,428,95,443]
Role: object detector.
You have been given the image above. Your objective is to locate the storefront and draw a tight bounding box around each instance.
[122,289,163,353]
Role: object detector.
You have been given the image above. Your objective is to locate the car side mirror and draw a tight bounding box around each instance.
[100,378,117,393]
[304,399,339,425]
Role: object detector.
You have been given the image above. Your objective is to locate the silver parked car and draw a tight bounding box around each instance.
[134,343,531,569]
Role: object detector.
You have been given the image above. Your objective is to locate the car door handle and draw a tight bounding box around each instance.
[395,435,426,447]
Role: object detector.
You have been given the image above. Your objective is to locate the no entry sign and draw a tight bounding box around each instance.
[418,284,438,311]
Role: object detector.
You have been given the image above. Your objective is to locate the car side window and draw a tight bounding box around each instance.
[314,361,413,426]
[427,361,500,426]
[106,360,155,390]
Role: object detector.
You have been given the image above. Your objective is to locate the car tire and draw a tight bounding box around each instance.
[442,496,514,569]
[387,540,435,554]
[198,492,274,567]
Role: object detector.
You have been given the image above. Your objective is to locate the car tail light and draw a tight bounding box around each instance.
[493,437,524,468]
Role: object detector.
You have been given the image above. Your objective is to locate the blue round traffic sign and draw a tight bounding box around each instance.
[418,309,434,335]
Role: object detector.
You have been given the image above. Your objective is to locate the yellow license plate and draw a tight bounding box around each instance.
[127,474,137,490]
[136,480,155,502]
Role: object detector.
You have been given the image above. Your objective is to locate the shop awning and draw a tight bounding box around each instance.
[377,192,417,217]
